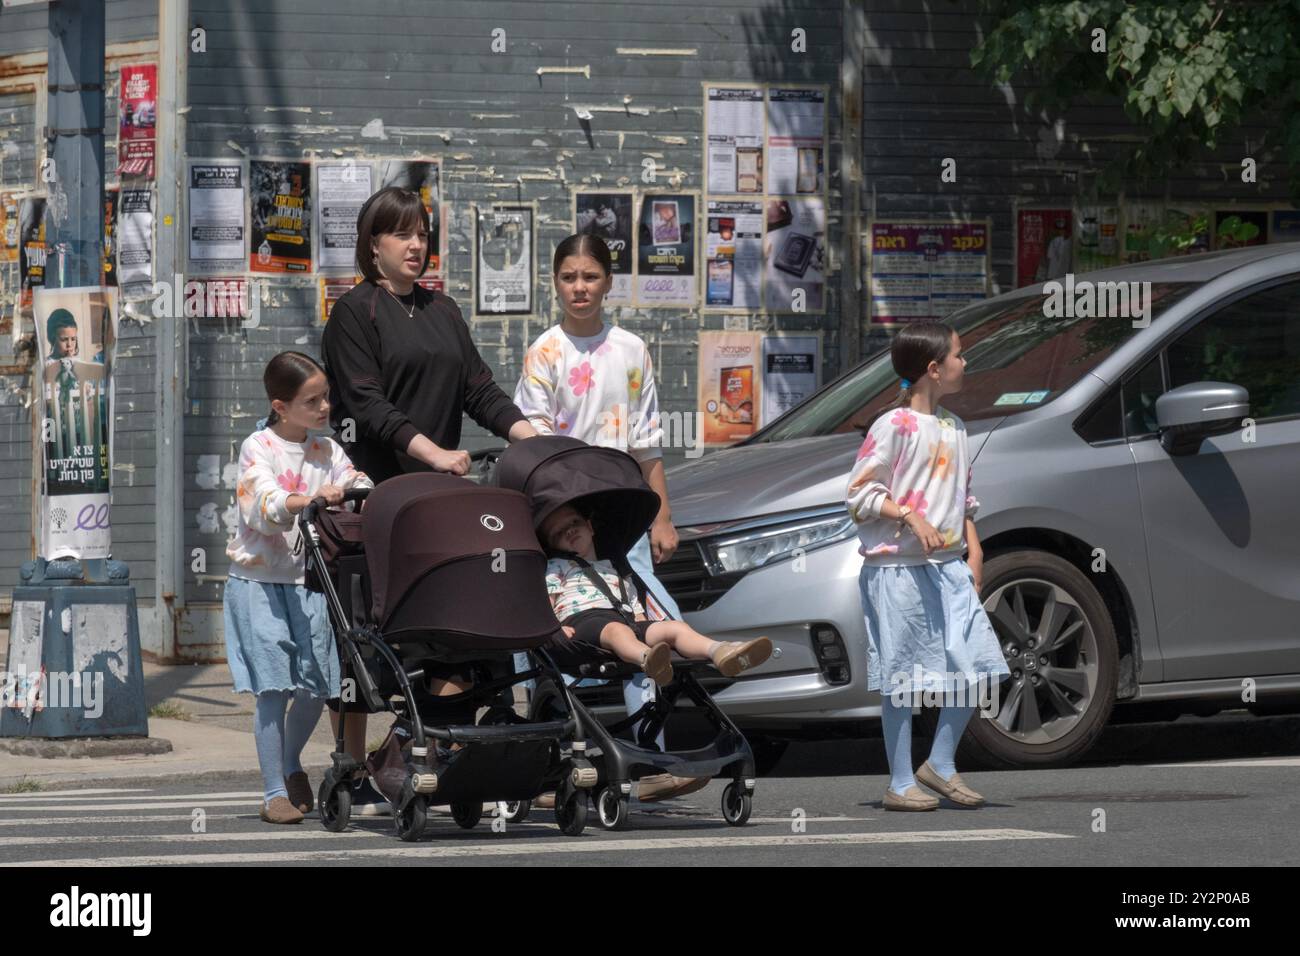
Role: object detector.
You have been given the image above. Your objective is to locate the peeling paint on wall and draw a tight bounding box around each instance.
[615,47,698,56]
[536,66,591,79]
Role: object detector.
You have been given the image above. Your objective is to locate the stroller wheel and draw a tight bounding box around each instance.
[497,800,530,824]
[595,787,630,831]
[395,795,427,842]
[451,801,484,830]
[721,782,753,826]
[555,790,588,837]
[319,780,352,833]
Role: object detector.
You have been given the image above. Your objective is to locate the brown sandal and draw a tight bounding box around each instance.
[711,637,773,677]
[641,643,673,687]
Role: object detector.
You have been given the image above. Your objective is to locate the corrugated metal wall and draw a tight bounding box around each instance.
[181,0,848,640]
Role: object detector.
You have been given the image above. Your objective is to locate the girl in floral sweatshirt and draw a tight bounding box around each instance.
[224,351,373,824]
[845,322,1008,812]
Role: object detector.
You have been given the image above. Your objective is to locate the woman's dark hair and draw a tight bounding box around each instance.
[46,309,78,358]
[355,187,431,283]
[264,350,326,426]
[866,322,957,429]
[552,233,612,276]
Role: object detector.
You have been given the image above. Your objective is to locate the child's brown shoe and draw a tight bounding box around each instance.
[260,795,305,824]
[915,761,985,807]
[284,771,313,815]
[711,637,773,677]
[882,786,939,811]
[641,643,673,687]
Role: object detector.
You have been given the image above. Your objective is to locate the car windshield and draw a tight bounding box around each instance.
[750,282,1203,441]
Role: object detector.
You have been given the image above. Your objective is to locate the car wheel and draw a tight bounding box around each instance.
[960,550,1118,769]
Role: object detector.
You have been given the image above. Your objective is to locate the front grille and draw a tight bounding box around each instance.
[654,541,747,612]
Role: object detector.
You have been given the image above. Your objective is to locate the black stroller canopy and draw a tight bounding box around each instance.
[493,436,662,561]
[361,472,561,645]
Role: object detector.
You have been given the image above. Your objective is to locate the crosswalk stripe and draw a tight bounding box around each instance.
[0,829,386,848]
[0,788,152,800]
[1143,757,1300,768]
[0,814,252,827]
[0,791,264,803]
[0,799,266,812]
[12,828,1074,866]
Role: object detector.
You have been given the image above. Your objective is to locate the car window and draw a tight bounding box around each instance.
[1165,280,1300,420]
[1075,385,1123,444]
[1123,354,1165,439]
[750,282,1202,442]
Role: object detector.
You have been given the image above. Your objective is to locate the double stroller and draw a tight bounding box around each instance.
[493,436,757,829]
[299,436,757,840]
[299,473,600,840]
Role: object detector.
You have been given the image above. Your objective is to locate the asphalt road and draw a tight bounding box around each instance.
[1,711,1296,867]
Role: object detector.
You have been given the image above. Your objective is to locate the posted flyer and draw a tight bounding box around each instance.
[705,86,764,195]
[117,188,154,299]
[698,331,762,446]
[475,205,534,316]
[766,87,826,195]
[1016,208,1072,287]
[868,220,989,324]
[761,333,821,424]
[116,63,157,179]
[704,199,763,310]
[317,161,374,273]
[188,162,246,271]
[1075,204,1120,272]
[574,191,634,305]
[19,196,46,313]
[34,287,118,560]
[636,193,697,308]
[764,196,826,313]
[250,160,312,273]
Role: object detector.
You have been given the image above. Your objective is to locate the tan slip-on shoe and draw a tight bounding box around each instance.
[284,771,313,815]
[641,643,673,687]
[533,791,556,810]
[260,795,305,824]
[915,761,985,807]
[637,773,711,802]
[882,786,940,811]
[712,637,773,678]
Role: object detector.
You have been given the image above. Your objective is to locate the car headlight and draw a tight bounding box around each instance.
[705,513,856,574]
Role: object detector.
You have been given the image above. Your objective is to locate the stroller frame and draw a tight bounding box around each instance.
[300,488,599,840]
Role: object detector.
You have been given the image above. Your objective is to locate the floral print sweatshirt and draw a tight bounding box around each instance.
[513,323,664,463]
[226,427,373,585]
[844,405,979,567]
[545,557,647,622]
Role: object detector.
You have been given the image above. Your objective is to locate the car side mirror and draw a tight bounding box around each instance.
[1155,382,1249,456]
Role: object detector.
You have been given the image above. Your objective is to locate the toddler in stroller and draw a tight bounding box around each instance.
[541,502,772,687]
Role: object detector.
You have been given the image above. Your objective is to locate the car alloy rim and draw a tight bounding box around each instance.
[982,577,1098,745]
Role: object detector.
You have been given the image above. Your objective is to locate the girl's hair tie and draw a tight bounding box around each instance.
[900,378,912,389]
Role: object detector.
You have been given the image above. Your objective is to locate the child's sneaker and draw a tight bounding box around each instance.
[352,776,393,817]
[711,637,773,677]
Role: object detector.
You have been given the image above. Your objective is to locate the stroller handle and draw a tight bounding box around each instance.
[302,486,370,525]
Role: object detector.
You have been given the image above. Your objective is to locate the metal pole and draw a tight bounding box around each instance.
[45,0,105,292]
[839,0,864,375]
[153,0,189,660]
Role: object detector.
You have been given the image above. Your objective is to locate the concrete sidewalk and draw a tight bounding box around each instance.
[0,658,393,790]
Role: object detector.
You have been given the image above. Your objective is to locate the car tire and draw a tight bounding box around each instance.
[959,549,1118,769]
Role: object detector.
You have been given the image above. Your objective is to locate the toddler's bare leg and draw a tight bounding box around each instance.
[599,621,649,665]
[644,620,718,660]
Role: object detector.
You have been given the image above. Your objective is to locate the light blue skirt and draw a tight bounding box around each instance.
[859,559,1009,696]
[223,576,340,697]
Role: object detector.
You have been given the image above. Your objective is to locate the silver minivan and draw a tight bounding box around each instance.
[634,244,1300,770]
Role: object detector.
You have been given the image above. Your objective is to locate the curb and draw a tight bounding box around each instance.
[0,736,174,759]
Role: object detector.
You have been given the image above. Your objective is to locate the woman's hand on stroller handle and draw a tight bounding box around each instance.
[302,486,370,523]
